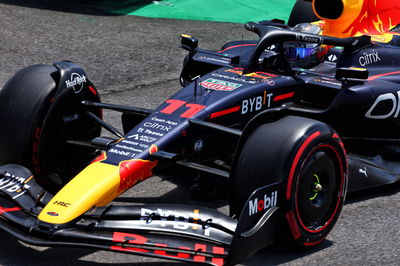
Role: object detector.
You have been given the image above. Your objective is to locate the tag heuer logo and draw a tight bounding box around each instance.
[200,78,242,91]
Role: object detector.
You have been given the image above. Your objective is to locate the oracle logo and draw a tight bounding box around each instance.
[365,91,400,119]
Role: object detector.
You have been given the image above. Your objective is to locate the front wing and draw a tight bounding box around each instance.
[0,164,280,265]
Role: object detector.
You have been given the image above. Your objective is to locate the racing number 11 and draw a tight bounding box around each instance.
[160,99,205,118]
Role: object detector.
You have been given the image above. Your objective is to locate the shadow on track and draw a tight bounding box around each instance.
[346,181,400,204]
[0,230,186,265]
[0,0,152,16]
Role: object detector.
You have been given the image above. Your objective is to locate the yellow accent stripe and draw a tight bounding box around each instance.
[192,209,199,230]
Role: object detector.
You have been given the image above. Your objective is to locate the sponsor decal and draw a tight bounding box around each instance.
[224,67,243,75]
[109,148,132,157]
[118,159,158,192]
[341,1,400,36]
[242,96,263,114]
[111,232,225,264]
[140,208,210,236]
[326,54,338,63]
[284,42,317,49]
[365,91,400,119]
[120,140,146,150]
[46,212,59,217]
[211,73,257,84]
[248,191,278,216]
[241,92,273,115]
[359,166,368,178]
[263,78,275,86]
[143,122,172,132]
[198,55,230,65]
[53,201,71,207]
[359,50,381,66]
[244,72,277,79]
[127,134,158,143]
[0,173,33,199]
[65,73,87,93]
[200,78,242,91]
[115,144,143,154]
[136,128,164,137]
[151,116,178,125]
[223,67,278,79]
[295,34,322,44]
[313,77,342,87]
[194,139,204,151]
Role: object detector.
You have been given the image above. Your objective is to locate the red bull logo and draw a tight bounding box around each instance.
[118,159,158,192]
[313,0,400,37]
[118,145,159,192]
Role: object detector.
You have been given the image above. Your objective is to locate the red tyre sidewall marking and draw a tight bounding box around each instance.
[286,131,321,200]
[285,131,345,242]
[294,143,345,234]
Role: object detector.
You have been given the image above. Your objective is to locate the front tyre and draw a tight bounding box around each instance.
[230,116,347,246]
[284,128,347,246]
[0,64,101,191]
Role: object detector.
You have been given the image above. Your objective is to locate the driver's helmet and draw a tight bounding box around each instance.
[284,23,327,68]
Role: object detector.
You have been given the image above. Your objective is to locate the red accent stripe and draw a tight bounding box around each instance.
[303,238,326,246]
[286,131,321,200]
[274,92,295,101]
[0,207,21,214]
[218,43,257,53]
[285,211,301,240]
[88,85,97,96]
[210,106,240,119]
[368,70,400,80]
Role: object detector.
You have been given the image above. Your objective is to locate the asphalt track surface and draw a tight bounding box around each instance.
[0,1,399,265]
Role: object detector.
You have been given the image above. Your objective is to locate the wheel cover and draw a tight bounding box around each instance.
[295,144,344,233]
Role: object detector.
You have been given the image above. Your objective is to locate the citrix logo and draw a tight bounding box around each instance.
[359,50,381,66]
[248,191,278,216]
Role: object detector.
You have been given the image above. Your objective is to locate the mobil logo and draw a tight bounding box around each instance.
[248,191,278,216]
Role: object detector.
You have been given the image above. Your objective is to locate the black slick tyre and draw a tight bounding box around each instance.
[0,64,101,191]
[230,116,347,247]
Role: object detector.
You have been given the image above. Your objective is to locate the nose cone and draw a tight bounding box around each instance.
[38,157,157,225]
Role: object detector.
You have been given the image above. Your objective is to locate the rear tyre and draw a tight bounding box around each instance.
[230,116,347,246]
[0,64,101,191]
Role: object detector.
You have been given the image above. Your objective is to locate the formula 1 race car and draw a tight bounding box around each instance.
[0,0,400,265]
